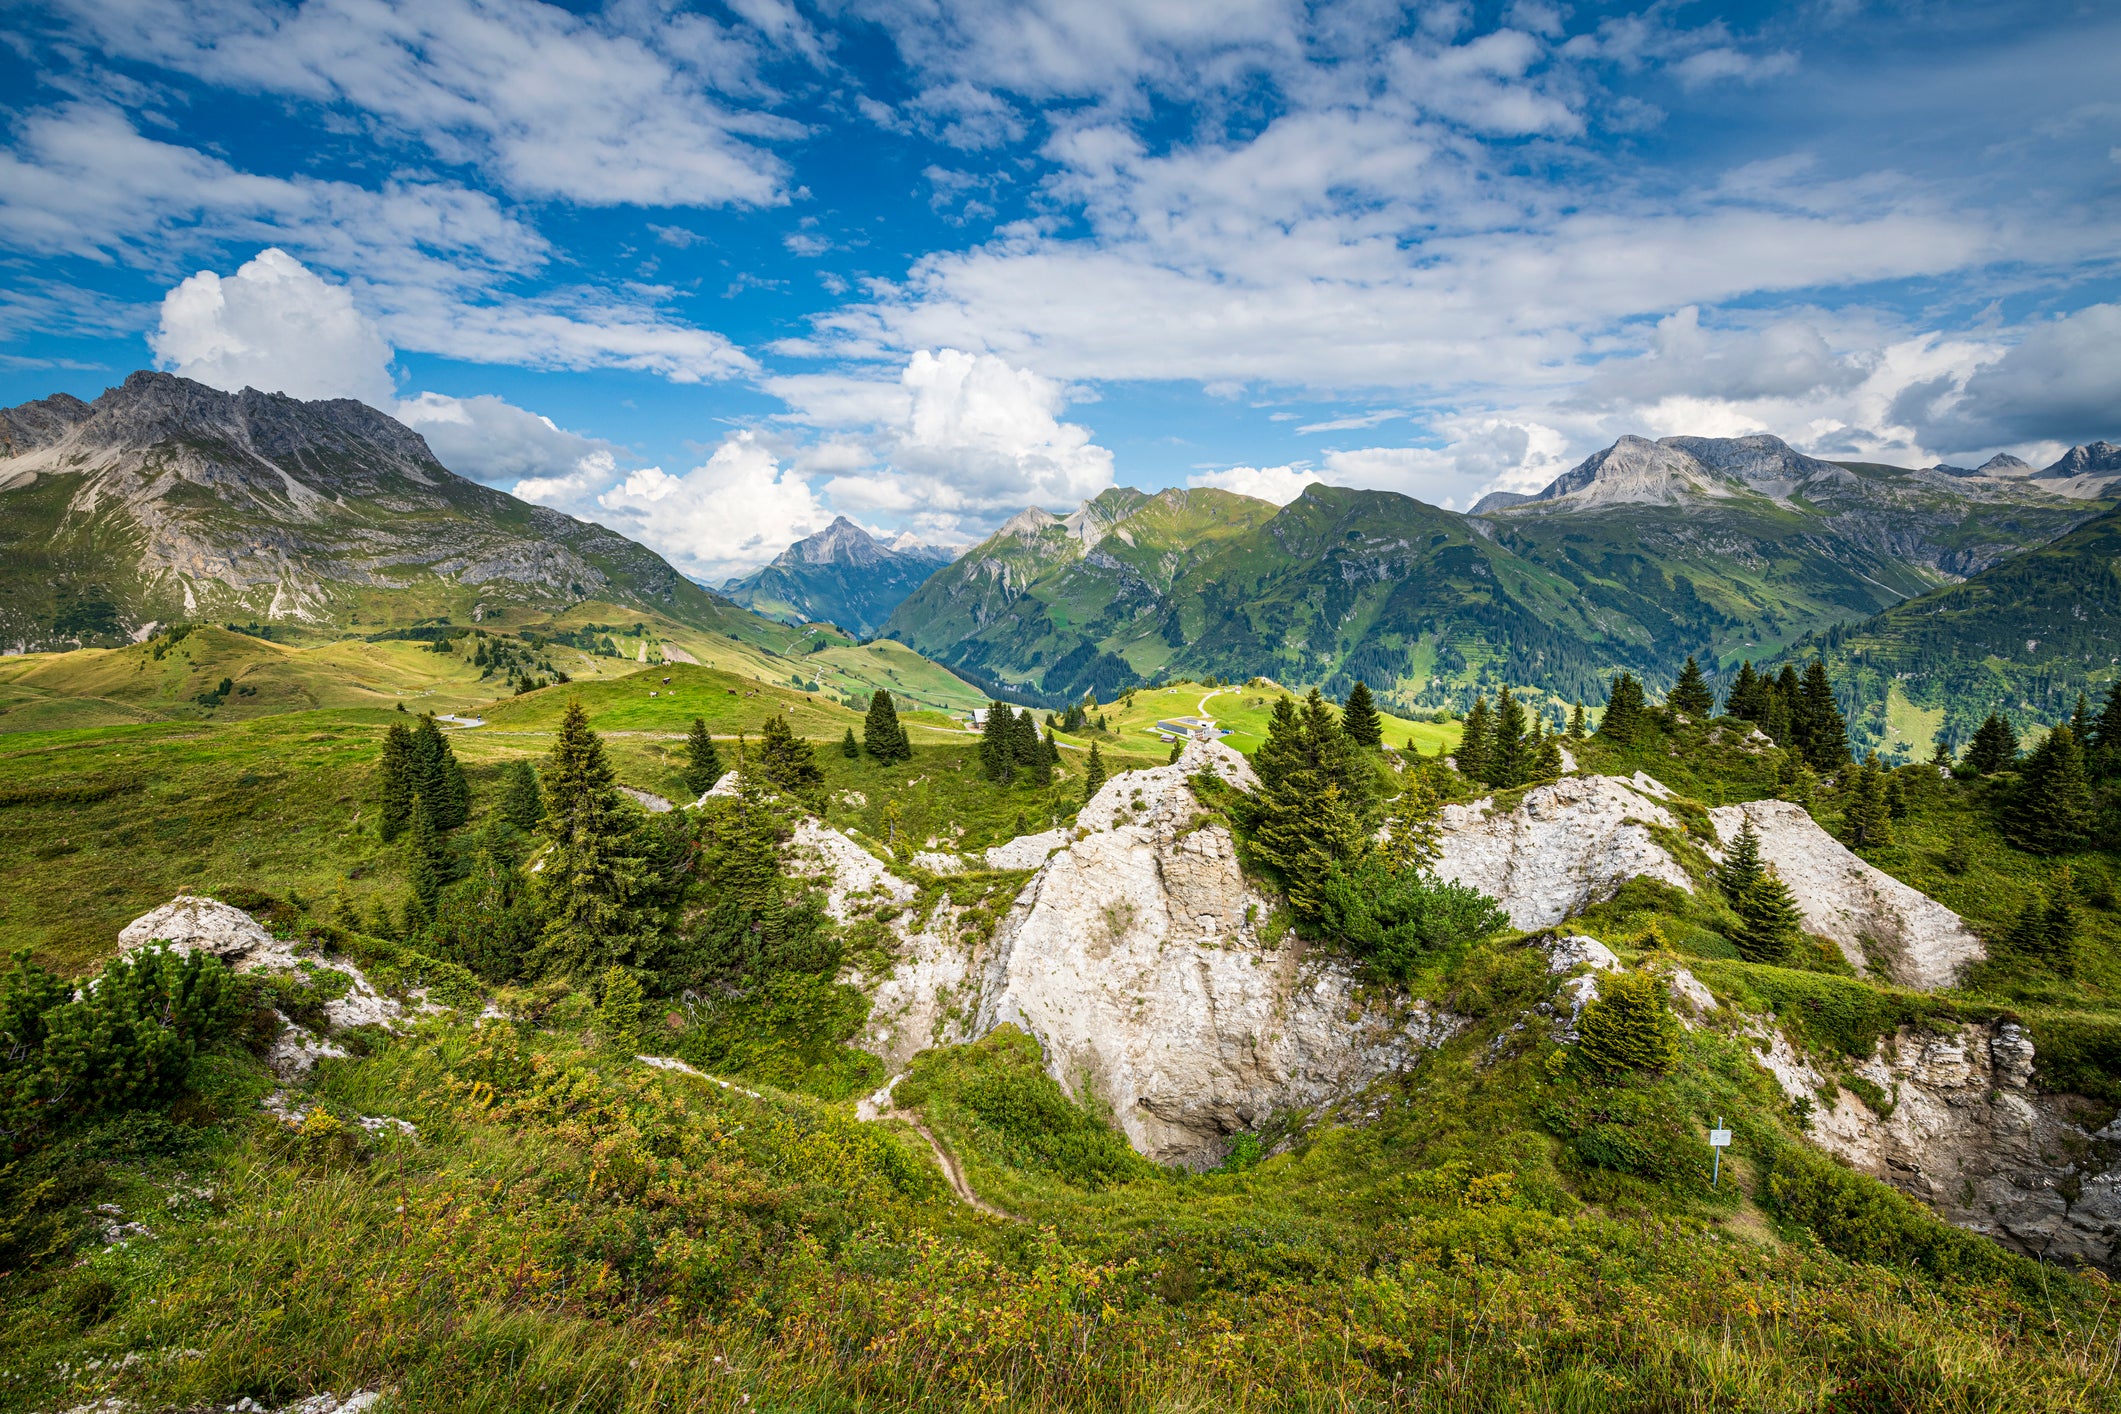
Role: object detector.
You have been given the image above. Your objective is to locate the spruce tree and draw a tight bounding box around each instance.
[1734,869,1802,966]
[1531,719,1564,779]
[1573,969,1683,1077]
[757,713,825,801]
[1726,661,1766,721]
[1247,689,1374,923]
[1799,660,1849,772]
[979,701,1014,783]
[1341,680,1383,749]
[406,795,447,916]
[529,701,655,981]
[1716,816,1765,902]
[2070,692,2095,749]
[1081,742,1108,803]
[1961,712,2018,777]
[1567,700,1587,740]
[1841,753,1893,849]
[378,721,416,842]
[1488,687,1528,787]
[2001,870,2082,975]
[2008,723,2093,854]
[409,720,468,831]
[841,727,860,758]
[1456,694,1492,781]
[1598,673,1647,745]
[1769,665,1802,747]
[1669,656,1714,718]
[501,760,542,830]
[682,717,724,795]
[864,690,912,763]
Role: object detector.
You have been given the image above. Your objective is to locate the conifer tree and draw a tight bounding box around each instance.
[378,721,416,842]
[1531,719,1565,780]
[757,713,825,801]
[530,701,656,980]
[1568,700,1587,740]
[1715,816,1765,902]
[1573,969,1683,1077]
[2070,692,2095,749]
[2009,723,2093,853]
[1247,689,1374,922]
[1734,869,1802,966]
[2001,870,2082,975]
[1488,687,1528,787]
[979,701,1014,784]
[1726,661,1766,721]
[1455,694,1492,781]
[864,689,912,763]
[410,714,470,830]
[1799,660,1849,771]
[841,727,859,758]
[406,795,447,916]
[1668,656,1714,718]
[501,759,543,830]
[1598,673,1648,745]
[596,966,645,1054]
[1341,680,1383,748]
[1081,742,1108,803]
[1381,769,1443,869]
[1885,771,1908,819]
[1768,665,1802,747]
[1841,753,1894,849]
[1961,712,2019,777]
[683,717,724,795]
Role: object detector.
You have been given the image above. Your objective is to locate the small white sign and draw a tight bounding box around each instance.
[1708,1129,1733,1148]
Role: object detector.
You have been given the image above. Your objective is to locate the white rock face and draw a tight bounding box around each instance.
[1708,799,1983,989]
[984,827,1073,871]
[971,746,1458,1166]
[780,817,982,1073]
[822,738,1453,1164]
[1760,1019,2121,1270]
[1434,775,1695,929]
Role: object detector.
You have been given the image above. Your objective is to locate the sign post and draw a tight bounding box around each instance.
[1709,1117,1732,1188]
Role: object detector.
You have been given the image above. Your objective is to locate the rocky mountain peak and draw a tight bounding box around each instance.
[2039,440,2121,479]
[776,515,888,569]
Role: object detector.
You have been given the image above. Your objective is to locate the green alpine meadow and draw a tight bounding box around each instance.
[7,5,2121,1409]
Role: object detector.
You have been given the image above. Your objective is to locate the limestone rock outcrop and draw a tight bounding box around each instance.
[1434,775,1694,929]
[1752,1019,2120,1269]
[120,894,406,1033]
[812,737,1456,1165]
[972,739,1457,1165]
[1708,799,1983,989]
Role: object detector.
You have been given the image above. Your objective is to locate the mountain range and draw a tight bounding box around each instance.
[879,433,2114,714]
[0,372,754,650]
[716,516,956,638]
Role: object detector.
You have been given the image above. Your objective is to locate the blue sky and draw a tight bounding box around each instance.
[2,0,2118,580]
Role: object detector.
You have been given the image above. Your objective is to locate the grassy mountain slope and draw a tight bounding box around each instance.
[6,707,2120,1411]
[884,439,2104,713]
[884,487,1279,702]
[1788,501,2121,758]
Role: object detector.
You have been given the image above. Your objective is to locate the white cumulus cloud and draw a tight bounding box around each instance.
[589,432,831,584]
[150,247,395,403]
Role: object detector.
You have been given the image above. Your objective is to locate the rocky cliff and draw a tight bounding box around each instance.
[1749,1016,2121,1268]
